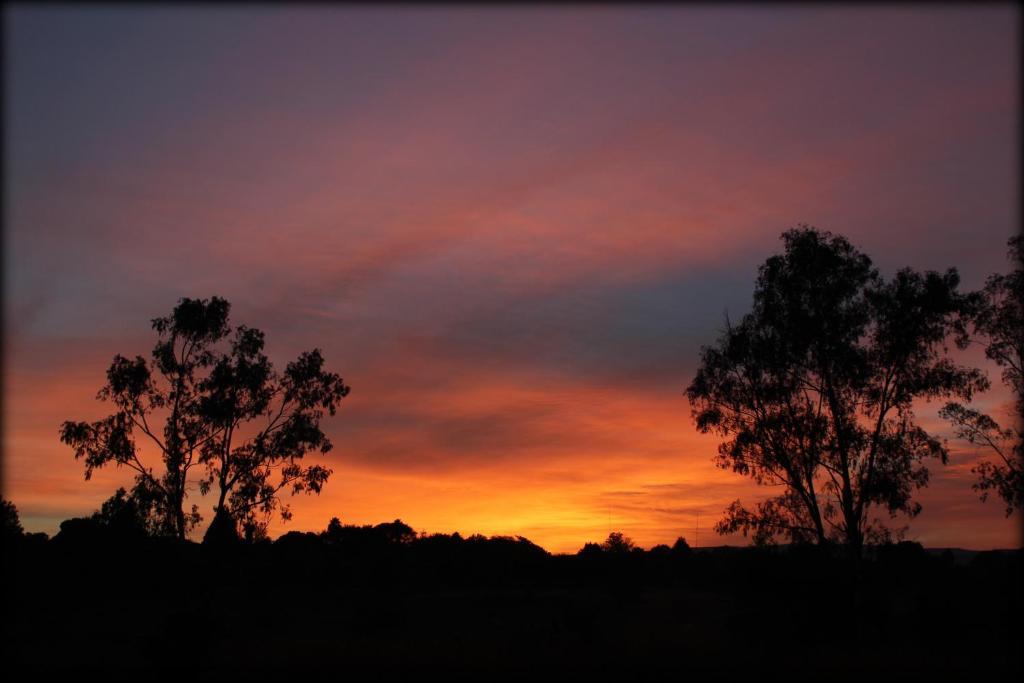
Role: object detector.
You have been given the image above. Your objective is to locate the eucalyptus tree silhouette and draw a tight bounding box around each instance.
[60,296,350,540]
[941,235,1023,516]
[687,227,985,555]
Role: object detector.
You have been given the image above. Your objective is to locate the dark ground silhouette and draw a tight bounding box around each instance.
[2,517,1020,681]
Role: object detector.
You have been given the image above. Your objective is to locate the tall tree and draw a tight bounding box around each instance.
[60,297,350,540]
[940,235,1023,515]
[198,328,349,540]
[686,227,986,555]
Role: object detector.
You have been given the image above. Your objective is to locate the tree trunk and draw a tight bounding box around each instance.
[844,509,863,559]
[808,502,827,545]
[174,489,186,541]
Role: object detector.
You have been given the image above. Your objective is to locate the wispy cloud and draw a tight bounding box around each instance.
[4,6,1018,551]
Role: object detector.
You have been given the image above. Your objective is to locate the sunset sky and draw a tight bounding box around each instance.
[4,6,1020,552]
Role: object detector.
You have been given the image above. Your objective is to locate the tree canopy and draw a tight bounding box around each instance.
[60,296,350,540]
[941,235,1023,516]
[686,227,986,554]
[1,497,25,543]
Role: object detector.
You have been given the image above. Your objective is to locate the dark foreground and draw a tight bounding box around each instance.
[3,531,1021,681]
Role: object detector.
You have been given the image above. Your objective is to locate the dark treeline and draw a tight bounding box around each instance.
[2,503,1021,680]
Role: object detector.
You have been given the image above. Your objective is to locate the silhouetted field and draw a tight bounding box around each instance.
[3,525,1020,681]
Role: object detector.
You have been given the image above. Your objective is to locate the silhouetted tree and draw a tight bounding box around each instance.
[60,296,349,540]
[374,519,416,544]
[93,486,163,538]
[322,516,345,543]
[671,536,691,556]
[317,517,419,554]
[687,227,986,556]
[941,235,1023,516]
[1,497,24,543]
[601,531,636,554]
[202,508,242,547]
[196,320,349,539]
[49,488,161,546]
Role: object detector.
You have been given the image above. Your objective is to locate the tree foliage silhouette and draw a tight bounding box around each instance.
[1,497,25,543]
[93,486,164,538]
[601,531,637,554]
[940,235,1023,516]
[60,296,350,540]
[686,227,985,554]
